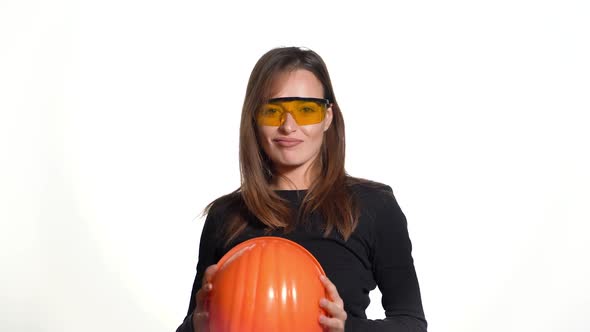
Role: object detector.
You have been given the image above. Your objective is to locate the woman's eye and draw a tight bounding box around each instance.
[300,107,316,113]
[262,108,279,116]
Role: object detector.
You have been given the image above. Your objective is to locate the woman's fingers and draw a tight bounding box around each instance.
[193,285,212,331]
[195,265,218,309]
[319,314,346,330]
[195,265,217,314]
[192,264,219,331]
[195,282,213,308]
[192,291,211,332]
[319,275,347,331]
[193,311,210,331]
[320,275,344,308]
[202,264,219,287]
[320,298,347,320]
[196,265,218,307]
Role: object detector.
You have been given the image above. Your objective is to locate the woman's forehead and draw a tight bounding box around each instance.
[267,69,324,99]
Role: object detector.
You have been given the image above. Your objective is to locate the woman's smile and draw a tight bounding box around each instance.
[273,137,303,148]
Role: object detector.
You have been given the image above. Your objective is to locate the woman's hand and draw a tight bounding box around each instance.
[319,275,347,331]
[192,264,218,332]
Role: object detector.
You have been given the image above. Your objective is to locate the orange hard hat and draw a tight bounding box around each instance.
[208,236,327,332]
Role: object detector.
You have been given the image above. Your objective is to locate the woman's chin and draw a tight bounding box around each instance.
[274,161,304,170]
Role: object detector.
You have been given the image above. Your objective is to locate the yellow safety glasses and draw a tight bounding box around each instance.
[257,97,329,126]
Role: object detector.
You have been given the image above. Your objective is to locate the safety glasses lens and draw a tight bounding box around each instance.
[257,99,327,126]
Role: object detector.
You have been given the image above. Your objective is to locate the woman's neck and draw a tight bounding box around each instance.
[271,164,318,190]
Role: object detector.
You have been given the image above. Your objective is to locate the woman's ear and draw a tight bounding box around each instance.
[323,105,334,131]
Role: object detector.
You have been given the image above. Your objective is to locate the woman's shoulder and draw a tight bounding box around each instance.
[345,177,405,218]
[346,177,395,199]
[346,177,407,232]
[206,189,244,218]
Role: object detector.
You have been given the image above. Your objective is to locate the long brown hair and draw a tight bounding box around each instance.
[207,47,363,244]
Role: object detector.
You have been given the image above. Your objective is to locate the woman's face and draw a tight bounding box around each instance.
[257,69,333,176]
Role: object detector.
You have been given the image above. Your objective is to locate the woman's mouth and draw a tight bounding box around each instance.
[273,138,303,147]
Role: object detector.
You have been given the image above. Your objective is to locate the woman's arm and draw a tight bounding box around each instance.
[346,186,427,332]
[176,208,222,332]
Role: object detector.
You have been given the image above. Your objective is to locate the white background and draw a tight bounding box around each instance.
[1,0,589,331]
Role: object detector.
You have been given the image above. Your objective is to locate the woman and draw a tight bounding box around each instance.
[176,47,427,331]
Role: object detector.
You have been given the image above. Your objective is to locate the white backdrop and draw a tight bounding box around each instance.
[1,0,589,331]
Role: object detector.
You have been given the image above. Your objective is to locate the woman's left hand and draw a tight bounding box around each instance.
[319,275,347,331]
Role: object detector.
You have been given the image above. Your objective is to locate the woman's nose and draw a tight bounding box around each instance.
[279,112,298,133]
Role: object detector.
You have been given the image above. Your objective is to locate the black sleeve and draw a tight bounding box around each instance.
[346,186,427,332]
[176,208,222,332]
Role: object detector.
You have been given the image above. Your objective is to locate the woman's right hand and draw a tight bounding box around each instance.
[192,264,219,332]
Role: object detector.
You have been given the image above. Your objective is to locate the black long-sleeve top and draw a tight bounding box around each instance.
[176,182,427,331]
